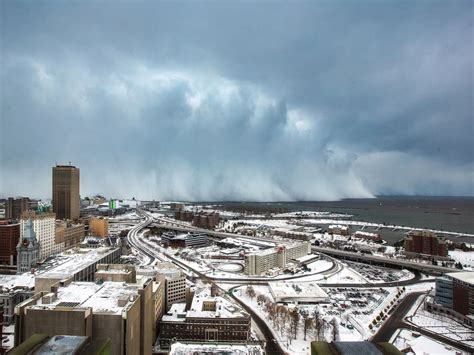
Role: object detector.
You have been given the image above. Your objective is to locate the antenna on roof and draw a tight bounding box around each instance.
[69,161,72,166]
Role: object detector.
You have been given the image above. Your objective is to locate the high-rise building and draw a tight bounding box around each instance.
[52,165,80,220]
[403,230,448,259]
[5,197,38,219]
[0,220,20,265]
[21,211,56,260]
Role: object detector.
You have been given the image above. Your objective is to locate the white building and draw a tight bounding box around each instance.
[20,211,58,260]
[244,241,311,276]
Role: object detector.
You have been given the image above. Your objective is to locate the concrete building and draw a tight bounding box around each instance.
[34,247,121,292]
[244,241,311,276]
[17,219,40,273]
[0,219,20,265]
[161,232,208,248]
[52,164,80,220]
[152,262,187,310]
[5,197,38,220]
[89,217,109,237]
[20,211,56,260]
[55,221,85,251]
[404,230,448,259]
[11,334,111,355]
[158,288,251,349]
[136,266,166,337]
[0,274,35,325]
[429,271,474,327]
[14,279,152,355]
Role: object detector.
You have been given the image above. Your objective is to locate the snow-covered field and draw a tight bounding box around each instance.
[449,249,474,270]
[392,329,464,355]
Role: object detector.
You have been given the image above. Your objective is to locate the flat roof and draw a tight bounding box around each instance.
[187,289,248,319]
[36,247,119,280]
[170,342,264,355]
[269,282,329,300]
[35,335,88,354]
[0,273,35,292]
[28,281,141,315]
[448,271,474,285]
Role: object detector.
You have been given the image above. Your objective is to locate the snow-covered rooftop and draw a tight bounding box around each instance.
[170,342,264,355]
[187,289,248,319]
[269,282,329,303]
[448,271,474,285]
[0,273,35,292]
[36,247,119,280]
[28,281,141,315]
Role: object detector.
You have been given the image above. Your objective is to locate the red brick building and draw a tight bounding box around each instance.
[403,230,448,259]
[0,220,20,265]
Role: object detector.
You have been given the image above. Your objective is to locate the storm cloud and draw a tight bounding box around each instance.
[1,0,473,200]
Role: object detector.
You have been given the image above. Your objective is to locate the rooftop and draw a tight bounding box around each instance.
[187,289,248,319]
[448,271,474,285]
[35,247,119,280]
[28,281,141,315]
[170,342,264,355]
[269,282,329,301]
[0,273,35,292]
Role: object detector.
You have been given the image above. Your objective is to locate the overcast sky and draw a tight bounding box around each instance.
[1,0,473,201]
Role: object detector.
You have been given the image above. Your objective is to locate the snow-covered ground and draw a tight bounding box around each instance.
[392,329,465,355]
[408,307,474,348]
[449,249,474,270]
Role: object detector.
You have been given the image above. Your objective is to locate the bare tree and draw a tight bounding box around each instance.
[312,307,324,341]
[302,311,313,341]
[257,294,268,304]
[245,285,256,299]
[289,308,300,340]
[329,317,340,341]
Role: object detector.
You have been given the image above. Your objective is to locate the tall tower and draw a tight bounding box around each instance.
[17,219,40,272]
[52,164,80,220]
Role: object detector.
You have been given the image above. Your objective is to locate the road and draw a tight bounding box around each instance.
[128,211,285,353]
[151,220,456,275]
[373,292,474,353]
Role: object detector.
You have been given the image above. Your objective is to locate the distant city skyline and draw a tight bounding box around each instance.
[1,1,473,201]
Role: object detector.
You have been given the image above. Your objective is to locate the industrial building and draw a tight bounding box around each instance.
[244,241,311,276]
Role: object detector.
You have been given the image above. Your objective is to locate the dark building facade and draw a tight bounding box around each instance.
[174,210,220,229]
[0,220,20,265]
[52,165,80,220]
[5,198,37,220]
[404,230,448,259]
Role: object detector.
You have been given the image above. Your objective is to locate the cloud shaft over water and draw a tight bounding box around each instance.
[1,1,473,200]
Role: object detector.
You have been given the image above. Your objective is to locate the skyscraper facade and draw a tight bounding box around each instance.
[52,165,80,220]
